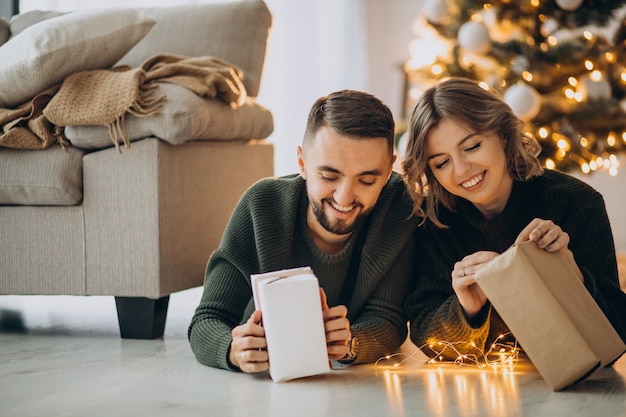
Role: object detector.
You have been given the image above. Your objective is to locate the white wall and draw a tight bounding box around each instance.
[258,0,423,177]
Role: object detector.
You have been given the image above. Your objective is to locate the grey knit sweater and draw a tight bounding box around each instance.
[189,172,419,370]
[406,169,626,359]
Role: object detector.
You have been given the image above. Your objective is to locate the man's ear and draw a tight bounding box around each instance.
[388,154,397,181]
[297,145,307,179]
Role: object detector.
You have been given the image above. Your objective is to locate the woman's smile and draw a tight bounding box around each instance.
[460,171,485,190]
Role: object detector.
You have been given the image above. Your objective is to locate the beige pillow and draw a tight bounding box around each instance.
[0,9,156,108]
[0,144,85,205]
[64,83,274,150]
[8,10,66,36]
[117,1,272,97]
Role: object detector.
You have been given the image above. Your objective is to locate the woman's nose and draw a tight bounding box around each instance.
[454,158,471,177]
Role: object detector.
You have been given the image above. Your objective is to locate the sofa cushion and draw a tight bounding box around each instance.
[64,83,274,150]
[0,145,85,205]
[7,10,65,36]
[0,9,156,108]
[116,1,272,97]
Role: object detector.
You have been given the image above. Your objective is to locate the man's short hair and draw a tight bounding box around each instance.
[303,90,395,154]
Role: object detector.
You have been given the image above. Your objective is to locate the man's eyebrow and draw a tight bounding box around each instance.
[427,133,478,161]
[317,165,383,176]
[317,165,340,174]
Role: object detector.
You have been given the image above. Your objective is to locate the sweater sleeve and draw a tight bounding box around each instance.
[561,190,626,344]
[349,234,414,363]
[187,176,302,370]
[405,227,492,360]
[187,190,260,370]
[347,173,421,363]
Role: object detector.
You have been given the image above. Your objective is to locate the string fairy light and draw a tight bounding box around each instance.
[374,333,520,372]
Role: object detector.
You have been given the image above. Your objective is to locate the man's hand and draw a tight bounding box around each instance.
[320,288,351,360]
[229,310,269,373]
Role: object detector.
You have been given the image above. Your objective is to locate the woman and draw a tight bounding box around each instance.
[402,77,626,360]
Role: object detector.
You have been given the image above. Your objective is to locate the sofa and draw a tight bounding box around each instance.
[0,1,275,338]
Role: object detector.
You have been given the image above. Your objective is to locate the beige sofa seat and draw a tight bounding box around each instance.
[0,1,275,339]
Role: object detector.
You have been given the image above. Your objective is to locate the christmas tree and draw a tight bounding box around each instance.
[403,0,626,175]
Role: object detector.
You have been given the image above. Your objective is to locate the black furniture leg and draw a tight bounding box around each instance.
[114,296,169,339]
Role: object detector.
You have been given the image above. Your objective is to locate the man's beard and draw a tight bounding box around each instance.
[310,198,369,235]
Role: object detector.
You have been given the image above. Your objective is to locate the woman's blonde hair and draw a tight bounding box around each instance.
[401,77,543,228]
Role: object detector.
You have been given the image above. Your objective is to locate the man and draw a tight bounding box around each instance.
[188,90,418,373]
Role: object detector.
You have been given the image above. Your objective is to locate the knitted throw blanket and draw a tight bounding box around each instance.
[0,86,63,150]
[43,67,164,152]
[0,53,247,152]
[142,54,247,107]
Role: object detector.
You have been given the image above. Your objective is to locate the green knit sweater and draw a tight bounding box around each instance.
[406,169,626,359]
[189,172,419,370]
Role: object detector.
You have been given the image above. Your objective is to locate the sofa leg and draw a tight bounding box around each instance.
[114,296,169,339]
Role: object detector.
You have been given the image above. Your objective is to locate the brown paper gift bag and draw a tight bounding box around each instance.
[474,241,626,391]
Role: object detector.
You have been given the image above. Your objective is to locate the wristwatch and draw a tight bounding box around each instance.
[339,336,359,364]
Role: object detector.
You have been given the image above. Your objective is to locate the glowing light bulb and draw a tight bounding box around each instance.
[607,133,617,147]
[432,64,444,75]
[590,70,602,81]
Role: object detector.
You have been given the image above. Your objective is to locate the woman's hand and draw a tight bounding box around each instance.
[452,251,499,319]
[516,218,581,282]
[320,288,351,360]
[515,218,570,252]
[229,310,269,373]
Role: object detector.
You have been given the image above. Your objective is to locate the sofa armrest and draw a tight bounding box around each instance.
[82,138,273,298]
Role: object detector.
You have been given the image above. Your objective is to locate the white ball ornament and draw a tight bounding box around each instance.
[458,21,492,55]
[555,0,584,11]
[423,0,450,25]
[503,82,542,122]
[577,74,612,101]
